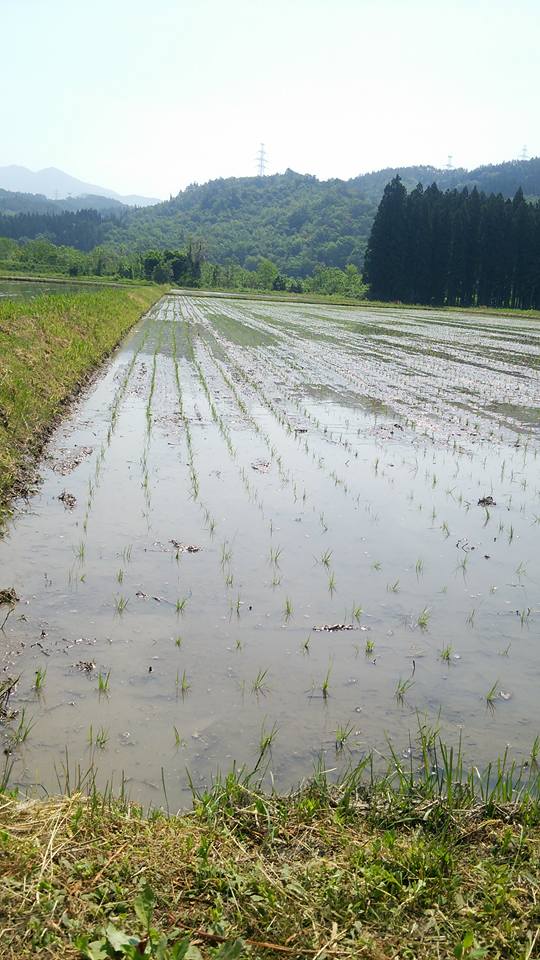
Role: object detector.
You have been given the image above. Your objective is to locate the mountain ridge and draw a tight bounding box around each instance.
[0,165,159,207]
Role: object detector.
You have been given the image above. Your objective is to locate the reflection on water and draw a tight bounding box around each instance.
[1,293,539,809]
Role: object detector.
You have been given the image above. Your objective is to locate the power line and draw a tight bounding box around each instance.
[255,143,268,177]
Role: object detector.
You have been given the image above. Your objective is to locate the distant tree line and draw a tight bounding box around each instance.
[0,235,366,298]
[0,209,109,251]
[365,177,540,309]
[0,237,204,285]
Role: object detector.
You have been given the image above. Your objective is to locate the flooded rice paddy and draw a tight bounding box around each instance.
[0,279,123,300]
[1,292,540,808]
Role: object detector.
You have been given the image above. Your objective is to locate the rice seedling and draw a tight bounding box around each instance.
[173,726,185,747]
[97,671,110,695]
[371,560,382,571]
[415,558,424,577]
[251,668,269,695]
[320,549,332,567]
[387,580,400,593]
[328,571,336,595]
[95,727,108,749]
[176,596,188,614]
[352,603,363,621]
[34,666,47,692]
[74,540,86,562]
[466,608,476,627]
[114,594,129,614]
[284,596,293,620]
[395,676,415,704]
[321,663,332,700]
[116,568,124,584]
[174,635,183,648]
[365,638,375,656]
[122,543,133,563]
[335,721,354,751]
[269,545,283,567]
[177,670,190,695]
[519,607,531,627]
[516,560,527,579]
[417,607,430,629]
[10,707,36,745]
[220,541,232,566]
[439,644,452,663]
[258,720,279,756]
[485,681,498,710]
[302,633,311,653]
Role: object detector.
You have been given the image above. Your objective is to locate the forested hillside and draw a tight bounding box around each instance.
[1,158,539,276]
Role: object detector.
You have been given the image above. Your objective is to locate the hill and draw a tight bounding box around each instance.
[105,158,540,275]
[0,165,159,207]
[1,157,540,276]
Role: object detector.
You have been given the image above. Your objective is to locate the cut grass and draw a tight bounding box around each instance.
[0,286,163,522]
[2,741,540,958]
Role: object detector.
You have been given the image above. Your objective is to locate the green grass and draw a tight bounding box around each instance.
[0,285,163,521]
[2,737,540,958]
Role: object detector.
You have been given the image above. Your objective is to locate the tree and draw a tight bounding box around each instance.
[364,176,407,300]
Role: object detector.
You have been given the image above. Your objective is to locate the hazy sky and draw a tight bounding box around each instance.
[3,0,539,199]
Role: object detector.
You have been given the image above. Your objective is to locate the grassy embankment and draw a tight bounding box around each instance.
[1,741,540,960]
[0,285,163,520]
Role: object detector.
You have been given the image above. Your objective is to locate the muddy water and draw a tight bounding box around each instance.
[1,294,539,808]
